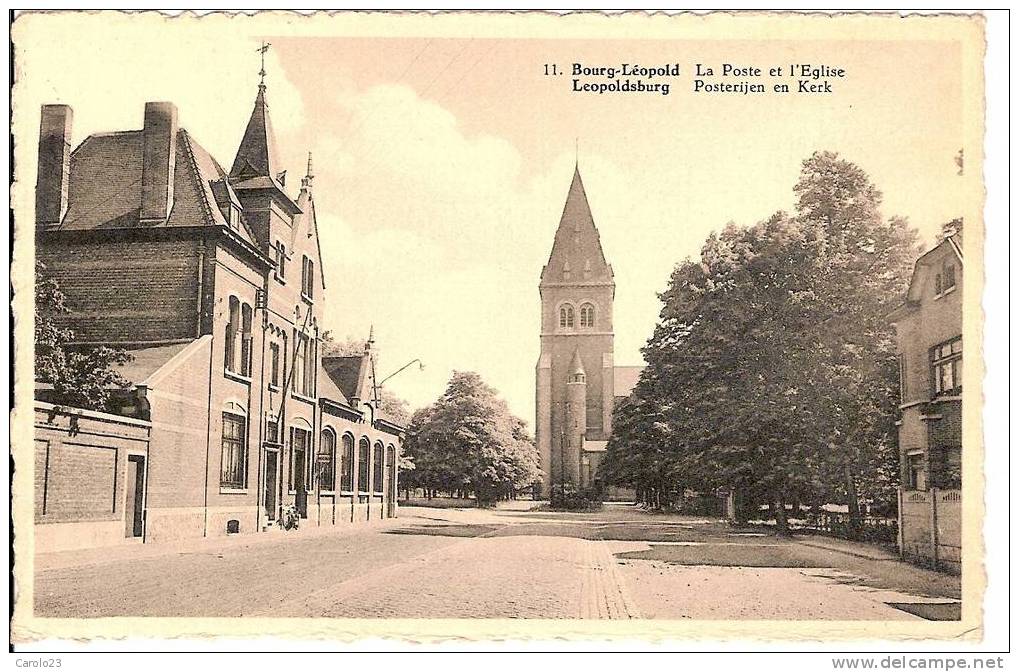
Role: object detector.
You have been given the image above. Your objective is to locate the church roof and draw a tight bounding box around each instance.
[540,166,614,286]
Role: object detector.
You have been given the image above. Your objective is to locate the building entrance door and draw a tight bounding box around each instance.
[124,455,145,538]
[264,449,279,522]
[292,428,309,518]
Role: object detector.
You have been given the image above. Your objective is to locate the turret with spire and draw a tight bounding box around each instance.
[228,45,301,251]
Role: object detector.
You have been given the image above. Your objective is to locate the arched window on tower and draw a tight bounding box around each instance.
[580,303,595,328]
[559,304,575,329]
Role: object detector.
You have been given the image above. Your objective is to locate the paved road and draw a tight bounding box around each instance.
[32,504,960,620]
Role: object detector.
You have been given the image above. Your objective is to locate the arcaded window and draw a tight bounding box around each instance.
[358,438,371,493]
[373,441,385,494]
[340,434,355,492]
[559,304,575,329]
[319,429,336,491]
[580,303,595,328]
[386,444,397,495]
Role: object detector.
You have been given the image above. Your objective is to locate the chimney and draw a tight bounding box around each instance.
[139,101,178,223]
[35,105,73,228]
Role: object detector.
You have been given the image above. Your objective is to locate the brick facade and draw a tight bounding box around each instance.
[33,83,403,552]
[535,167,639,499]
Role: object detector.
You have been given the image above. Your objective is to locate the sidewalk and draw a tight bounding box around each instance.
[32,513,411,572]
[791,533,900,561]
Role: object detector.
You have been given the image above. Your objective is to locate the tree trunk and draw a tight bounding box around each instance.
[844,463,862,540]
[775,497,790,536]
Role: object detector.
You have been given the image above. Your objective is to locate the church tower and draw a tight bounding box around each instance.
[535,166,615,497]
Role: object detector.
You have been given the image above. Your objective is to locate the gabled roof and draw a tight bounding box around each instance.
[322,354,373,404]
[540,166,614,286]
[293,181,327,291]
[889,234,963,321]
[317,361,351,408]
[59,127,258,246]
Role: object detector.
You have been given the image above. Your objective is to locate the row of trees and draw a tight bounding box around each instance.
[599,152,926,533]
[401,371,541,505]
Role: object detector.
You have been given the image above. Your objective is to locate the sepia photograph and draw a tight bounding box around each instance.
[8,8,1002,656]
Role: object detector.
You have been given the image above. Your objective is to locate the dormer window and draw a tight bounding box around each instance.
[562,260,571,281]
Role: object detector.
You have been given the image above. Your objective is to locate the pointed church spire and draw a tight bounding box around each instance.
[230,71,283,182]
[540,165,614,286]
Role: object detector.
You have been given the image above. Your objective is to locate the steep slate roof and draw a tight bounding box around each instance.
[322,355,372,403]
[228,85,301,216]
[540,166,614,286]
[60,128,258,246]
[317,362,351,408]
[230,85,281,182]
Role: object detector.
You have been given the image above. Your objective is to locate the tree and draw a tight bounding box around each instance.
[599,152,920,534]
[401,371,540,505]
[35,262,133,412]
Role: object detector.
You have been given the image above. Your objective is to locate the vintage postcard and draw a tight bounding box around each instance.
[10,10,988,647]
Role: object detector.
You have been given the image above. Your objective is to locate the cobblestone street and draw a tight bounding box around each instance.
[32,504,961,620]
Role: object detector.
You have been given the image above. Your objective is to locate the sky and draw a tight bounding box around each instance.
[15,15,971,428]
